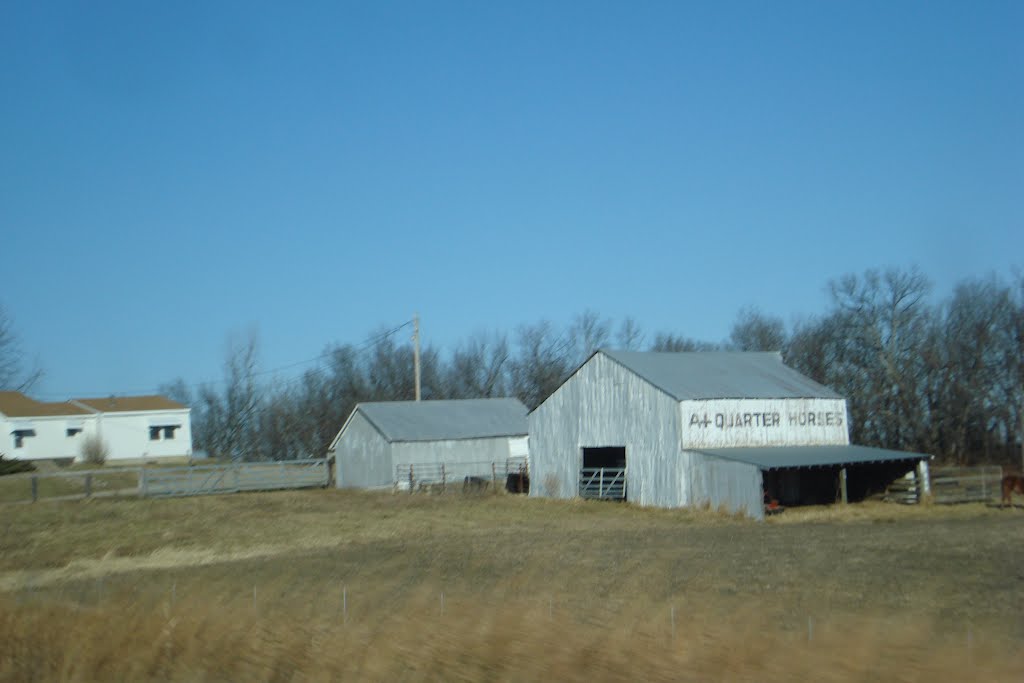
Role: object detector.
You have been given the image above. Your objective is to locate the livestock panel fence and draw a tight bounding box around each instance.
[140,459,329,498]
[395,456,528,494]
[0,459,330,503]
[884,465,1004,504]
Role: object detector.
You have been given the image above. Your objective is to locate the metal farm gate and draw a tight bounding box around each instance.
[579,467,627,501]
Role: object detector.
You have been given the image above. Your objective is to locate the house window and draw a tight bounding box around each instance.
[67,428,83,437]
[150,425,180,441]
[13,429,36,448]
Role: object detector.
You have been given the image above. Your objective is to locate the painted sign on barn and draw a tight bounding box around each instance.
[680,398,849,449]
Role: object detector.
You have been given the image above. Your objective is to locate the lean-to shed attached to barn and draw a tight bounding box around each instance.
[529,350,930,520]
[328,398,529,489]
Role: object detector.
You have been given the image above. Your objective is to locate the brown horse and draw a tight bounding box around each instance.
[1001,475,1024,508]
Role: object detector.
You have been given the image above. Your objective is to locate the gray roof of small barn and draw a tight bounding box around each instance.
[357,398,528,443]
[697,445,929,470]
[599,350,842,401]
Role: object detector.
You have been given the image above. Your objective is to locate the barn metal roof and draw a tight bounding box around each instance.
[697,445,929,470]
[357,398,528,443]
[600,350,842,400]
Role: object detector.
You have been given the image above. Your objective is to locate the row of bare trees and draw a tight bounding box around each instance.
[160,267,1023,467]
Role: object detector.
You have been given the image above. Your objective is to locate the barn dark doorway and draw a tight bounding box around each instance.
[762,461,918,507]
[580,447,627,501]
[583,447,626,469]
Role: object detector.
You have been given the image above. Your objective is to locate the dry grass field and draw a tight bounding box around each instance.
[1,489,1022,681]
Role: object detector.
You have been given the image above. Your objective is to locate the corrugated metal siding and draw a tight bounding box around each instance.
[530,352,683,507]
[681,451,764,521]
[679,398,850,449]
[391,437,513,472]
[334,411,392,488]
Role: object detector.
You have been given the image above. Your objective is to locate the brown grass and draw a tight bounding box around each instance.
[1,490,1022,681]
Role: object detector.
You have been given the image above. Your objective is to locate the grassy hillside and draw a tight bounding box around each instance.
[1,490,1022,681]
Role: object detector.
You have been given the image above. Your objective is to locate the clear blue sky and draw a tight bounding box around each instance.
[2,1,1021,399]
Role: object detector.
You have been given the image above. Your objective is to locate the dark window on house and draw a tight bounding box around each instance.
[13,429,36,448]
[67,428,83,437]
[150,425,180,441]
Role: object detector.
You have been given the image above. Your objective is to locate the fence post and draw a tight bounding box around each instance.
[140,466,147,497]
[441,464,446,493]
[85,473,92,498]
[31,475,38,503]
[917,460,932,502]
[600,468,604,498]
[492,463,497,493]
[235,463,241,493]
[839,467,848,504]
[409,465,414,494]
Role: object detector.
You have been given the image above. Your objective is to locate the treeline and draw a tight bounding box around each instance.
[162,267,1024,467]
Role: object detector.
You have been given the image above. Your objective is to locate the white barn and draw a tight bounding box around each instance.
[329,398,529,489]
[0,391,193,464]
[529,350,930,520]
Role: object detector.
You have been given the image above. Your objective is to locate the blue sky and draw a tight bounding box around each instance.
[1,1,1021,399]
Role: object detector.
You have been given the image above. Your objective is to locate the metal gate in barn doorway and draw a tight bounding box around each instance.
[579,447,627,501]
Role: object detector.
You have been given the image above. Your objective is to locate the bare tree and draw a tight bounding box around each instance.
[158,378,192,406]
[729,307,787,351]
[649,332,718,352]
[783,315,837,386]
[615,316,645,351]
[569,310,611,364]
[193,330,263,461]
[826,267,933,451]
[938,276,1019,464]
[510,321,574,410]
[446,331,510,398]
[0,303,42,391]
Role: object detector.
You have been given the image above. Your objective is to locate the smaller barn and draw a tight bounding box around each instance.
[328,398,529,489]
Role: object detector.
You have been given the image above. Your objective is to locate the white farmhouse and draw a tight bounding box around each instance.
[0,391,192,464]
[329,398,529,489]
[529,350,931,520]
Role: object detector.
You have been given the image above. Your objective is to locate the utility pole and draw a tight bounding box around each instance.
[413,314,421,402]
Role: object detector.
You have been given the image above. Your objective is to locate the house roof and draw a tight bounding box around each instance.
[697,445,929,470]
[73,396,187,413]
[599,350,842,401]
[0,391,90,417]
[353,398,528,443]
